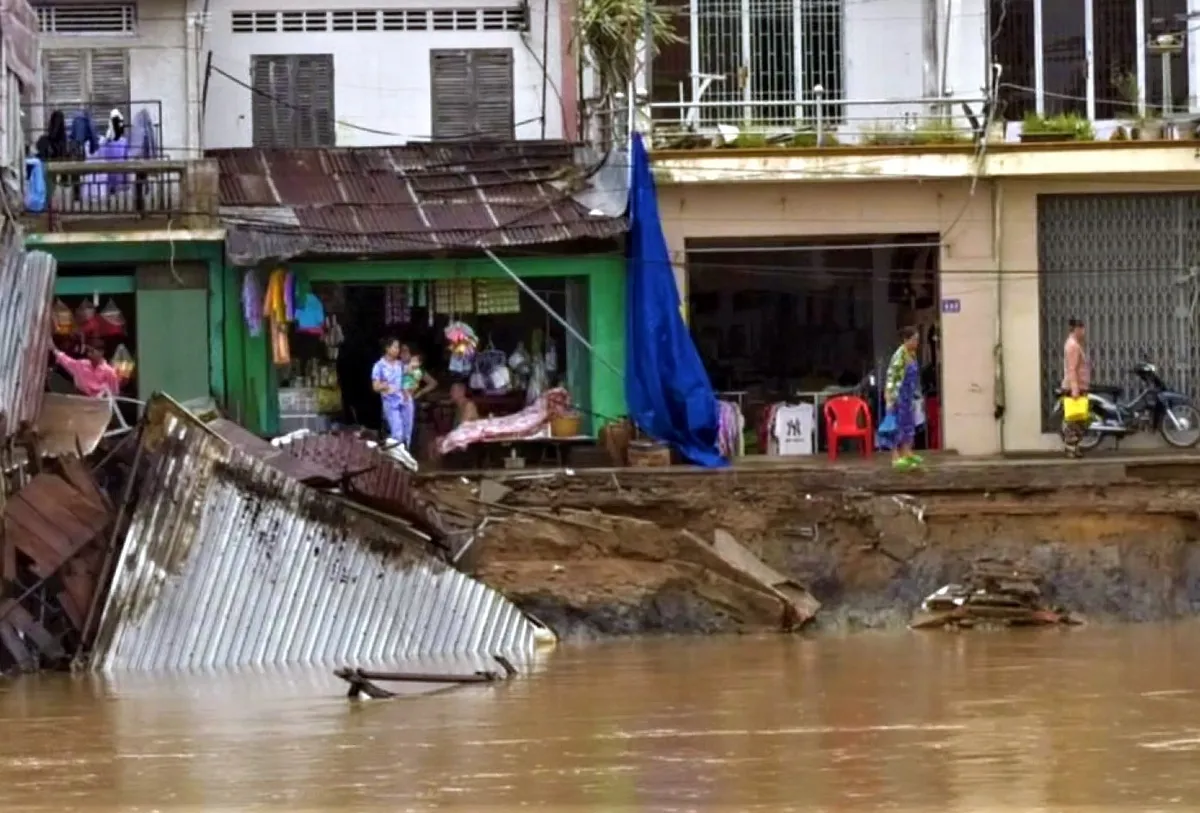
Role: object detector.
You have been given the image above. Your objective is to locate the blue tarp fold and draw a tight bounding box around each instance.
[625,134,726,467]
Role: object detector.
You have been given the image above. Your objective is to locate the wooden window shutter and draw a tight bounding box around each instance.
[293,54,335,147]
[42,50,86,112]
[472,49,514,139]
[430,49,515,140]
[430,50,473,139]
[87,49,131,123]
[252,54,335,147]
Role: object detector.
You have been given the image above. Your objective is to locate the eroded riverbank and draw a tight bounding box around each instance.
[428,456,1200,638]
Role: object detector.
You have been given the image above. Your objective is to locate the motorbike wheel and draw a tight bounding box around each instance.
[1159,404,1200,448]
[1076,430,1104,453]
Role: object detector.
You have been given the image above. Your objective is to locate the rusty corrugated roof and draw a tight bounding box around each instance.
[208,142,627,264]
[279,433,452,540]
[206,418,342,486]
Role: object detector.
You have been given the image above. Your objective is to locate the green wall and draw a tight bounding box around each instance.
[32,238,226,407]
[227,254,626,436]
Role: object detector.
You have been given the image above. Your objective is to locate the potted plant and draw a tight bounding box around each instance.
[573,0,682,147]
[911,117,970,145]
[1112,71,1163,141]
[1020,112,1095,143]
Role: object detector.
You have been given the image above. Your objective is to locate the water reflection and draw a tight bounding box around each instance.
[2,626,1200,810]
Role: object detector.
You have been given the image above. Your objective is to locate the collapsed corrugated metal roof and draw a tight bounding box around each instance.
[0,222,57,440]
[209,141,628,265]
[276,432,453,541]
[90,396,546,672]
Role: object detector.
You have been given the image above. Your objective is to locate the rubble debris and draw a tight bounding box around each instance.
[911,558,1085,630]
[334,655,518,699]
[0,455,113,673]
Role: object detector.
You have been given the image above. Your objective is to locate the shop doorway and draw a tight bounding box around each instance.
[275,278,585,459]
[685,234,942,456]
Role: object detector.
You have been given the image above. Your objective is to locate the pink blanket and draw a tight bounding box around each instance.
[439,388,572,454]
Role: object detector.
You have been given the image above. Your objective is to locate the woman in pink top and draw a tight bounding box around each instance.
[52,341,121,397]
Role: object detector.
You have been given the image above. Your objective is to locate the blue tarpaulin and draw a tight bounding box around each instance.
[625,133,726,467]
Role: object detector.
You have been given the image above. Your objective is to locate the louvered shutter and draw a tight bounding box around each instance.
[87,49,131,124]
[252,54,335,147]
[430,50,474,139]
[472,49,514,139]
[42,50,86,113]
[252,55,293,147]
[293,54,335,147]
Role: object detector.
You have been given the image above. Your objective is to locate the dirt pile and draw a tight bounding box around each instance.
[430,461,1200,637]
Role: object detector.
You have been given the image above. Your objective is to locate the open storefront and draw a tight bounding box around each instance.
[686,236,943,458]
[232,255,626,454]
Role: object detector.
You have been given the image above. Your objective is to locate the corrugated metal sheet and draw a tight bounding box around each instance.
[209,141,627,264]
[90,396,544,673]
[0,222,57,440]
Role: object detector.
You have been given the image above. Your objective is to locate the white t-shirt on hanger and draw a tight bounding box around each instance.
[773,403,815,456]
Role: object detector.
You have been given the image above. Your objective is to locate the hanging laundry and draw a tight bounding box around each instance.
[262,269,288,323]
[271,321,291,365]
[283,270,297,321]
[23,157,46,212]
[242,270,263,337]
[82,110,133,202]
[68,113,97,157]
[295,293,325,335]
[35,111,68,162]
[129,108,158,159]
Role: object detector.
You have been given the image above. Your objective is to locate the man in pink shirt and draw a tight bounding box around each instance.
[52,342,121,397]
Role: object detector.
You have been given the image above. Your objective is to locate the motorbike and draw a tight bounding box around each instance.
[1051,359,1200,452]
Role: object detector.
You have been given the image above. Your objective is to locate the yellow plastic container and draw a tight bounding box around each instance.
[1062,396,1090,422]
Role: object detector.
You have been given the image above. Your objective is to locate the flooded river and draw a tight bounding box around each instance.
[2,624,1200,811]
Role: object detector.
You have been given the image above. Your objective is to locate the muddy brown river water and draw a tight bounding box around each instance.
[2,625,1199,811]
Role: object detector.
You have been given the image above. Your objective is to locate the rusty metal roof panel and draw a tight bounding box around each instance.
[277,433,451,538]
[209,142,626,264]
[89,397,542,672]
[0,224,57,439]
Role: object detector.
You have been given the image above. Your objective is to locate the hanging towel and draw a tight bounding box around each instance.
[284,271,296,321]
[130,109,158,158]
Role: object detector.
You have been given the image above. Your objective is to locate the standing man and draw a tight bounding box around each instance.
[1061,317,1091,458]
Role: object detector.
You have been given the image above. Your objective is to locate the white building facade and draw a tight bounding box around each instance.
[29,0,568,155]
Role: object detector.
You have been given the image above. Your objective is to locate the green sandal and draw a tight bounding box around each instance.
[892,457,917,471]
[906,454,925,465]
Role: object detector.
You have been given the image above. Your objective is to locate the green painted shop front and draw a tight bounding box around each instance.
[222,255,627,437]
[27,236,226,408]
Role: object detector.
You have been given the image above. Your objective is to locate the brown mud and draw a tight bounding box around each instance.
[428,456,1200,639]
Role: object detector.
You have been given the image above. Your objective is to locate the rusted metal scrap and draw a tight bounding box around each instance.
[334,655,518,699]
[0,455,113,673]
[911,558,1084,630]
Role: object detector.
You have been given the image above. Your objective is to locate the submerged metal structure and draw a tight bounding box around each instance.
[90,396,547,672]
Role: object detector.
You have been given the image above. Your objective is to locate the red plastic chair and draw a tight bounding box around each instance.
[823,395,874,461]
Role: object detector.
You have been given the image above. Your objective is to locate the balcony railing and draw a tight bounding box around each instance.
[645,95,992,150]
[22,158,219,229]
[642,93,1200,150]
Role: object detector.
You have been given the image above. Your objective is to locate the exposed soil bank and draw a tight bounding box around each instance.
[430,457,1200,639]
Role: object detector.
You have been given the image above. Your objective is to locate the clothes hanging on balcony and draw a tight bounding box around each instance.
[23,157,46,212]
[35,111,68,162]
[82,112,133,202]
[68,113,97,157]
[129,109,158,159]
